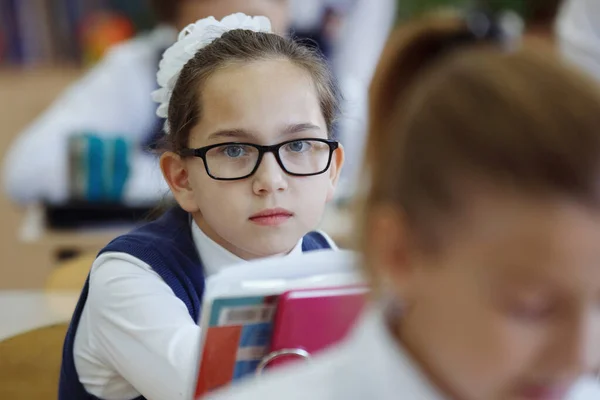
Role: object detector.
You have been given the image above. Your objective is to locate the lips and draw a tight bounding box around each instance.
[518,383,571,400]
[249,208,293,226]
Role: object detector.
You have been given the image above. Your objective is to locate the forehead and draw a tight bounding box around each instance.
[190,59,326,145]
[436,186,600,291]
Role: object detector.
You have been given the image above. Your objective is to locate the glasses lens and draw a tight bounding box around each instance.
[279,140,332,175]
[205,144,260,179]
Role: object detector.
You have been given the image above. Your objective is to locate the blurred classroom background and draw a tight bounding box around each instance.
[1,0,598,398]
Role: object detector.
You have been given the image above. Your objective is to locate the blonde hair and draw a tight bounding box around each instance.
[360,13,600,263]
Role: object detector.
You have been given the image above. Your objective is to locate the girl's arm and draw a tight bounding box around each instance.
[76,254,201,400]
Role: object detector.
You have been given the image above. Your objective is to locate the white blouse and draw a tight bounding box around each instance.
[73,220,335,400]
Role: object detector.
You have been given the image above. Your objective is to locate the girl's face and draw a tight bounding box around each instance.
[163,59,343,259]
[370,184,600,400]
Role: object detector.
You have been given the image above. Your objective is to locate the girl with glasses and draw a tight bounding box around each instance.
[59,13,344,400]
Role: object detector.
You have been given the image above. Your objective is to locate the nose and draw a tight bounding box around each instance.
[252,153,288,196]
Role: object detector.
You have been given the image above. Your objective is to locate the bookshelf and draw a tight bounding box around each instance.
[0,0,156,67]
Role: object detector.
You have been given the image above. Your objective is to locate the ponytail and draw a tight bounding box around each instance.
[365,15,470,182]
[357,9,600,267]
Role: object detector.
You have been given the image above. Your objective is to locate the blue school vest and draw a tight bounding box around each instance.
[58,206,332,400]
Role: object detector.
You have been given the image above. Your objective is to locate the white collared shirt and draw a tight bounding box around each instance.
[73,219,335,400]
[208,306,600,400]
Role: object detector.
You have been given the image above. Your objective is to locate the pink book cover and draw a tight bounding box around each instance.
[265,285,368,371]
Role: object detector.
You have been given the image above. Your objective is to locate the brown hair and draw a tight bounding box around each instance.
[362,13,600,255]
[162,30,339,153]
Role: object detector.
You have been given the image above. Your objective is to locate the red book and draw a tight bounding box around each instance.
[259,285,368,372]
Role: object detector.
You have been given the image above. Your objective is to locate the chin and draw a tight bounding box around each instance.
[248,237,300,258]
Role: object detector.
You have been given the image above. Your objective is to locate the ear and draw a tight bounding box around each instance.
[367,205,417,303]
[325,144,345,202]
[160,152,199,213]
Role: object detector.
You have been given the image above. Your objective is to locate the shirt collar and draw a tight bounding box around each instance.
[190,220,304,277]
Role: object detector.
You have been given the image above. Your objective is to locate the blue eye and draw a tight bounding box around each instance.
[222,145,246,158]
[285,141,310,153]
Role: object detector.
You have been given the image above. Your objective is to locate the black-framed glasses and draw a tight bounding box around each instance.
[179,138,339,181]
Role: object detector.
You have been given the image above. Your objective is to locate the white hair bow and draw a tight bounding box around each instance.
[151,13,272,135]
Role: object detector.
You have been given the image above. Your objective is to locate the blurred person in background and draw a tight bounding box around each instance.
[331,0,397,194]
[292,1,352,60]
[209,10,600,400]
[2,0,290,207]
[557,0,600,83]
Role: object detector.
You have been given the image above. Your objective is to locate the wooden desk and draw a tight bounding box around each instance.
[0,291,78,341]
[10,204,129,289]
[0,67,83,289]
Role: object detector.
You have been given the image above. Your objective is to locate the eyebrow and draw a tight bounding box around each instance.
[206,123,322,141]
